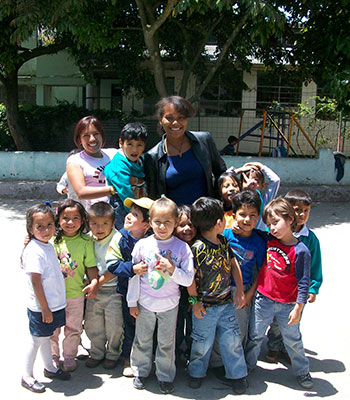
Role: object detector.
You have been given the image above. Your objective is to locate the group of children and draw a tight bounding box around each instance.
[22,121,322,395]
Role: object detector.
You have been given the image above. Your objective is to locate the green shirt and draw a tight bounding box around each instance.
[53,233,96,299]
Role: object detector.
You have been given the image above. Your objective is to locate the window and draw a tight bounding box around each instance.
[111,84,123,110]
[256,70,302,114]
[199,71,243,117]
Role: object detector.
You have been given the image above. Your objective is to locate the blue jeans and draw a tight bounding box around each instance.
[189,303,247,379]
[245,292,309,376]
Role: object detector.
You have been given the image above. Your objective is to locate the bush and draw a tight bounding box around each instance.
[0,102,126,151]
[0,104,17,151]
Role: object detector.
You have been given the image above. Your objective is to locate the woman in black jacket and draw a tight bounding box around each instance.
[144,96,226,205]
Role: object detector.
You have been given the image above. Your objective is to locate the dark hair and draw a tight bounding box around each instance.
[284,190,312,206]
[262,197,297,231]
[120,122,148,143]
[73,116,106,149]
[55,199,88,243]
[149,196,178,221]
[191,197,224,233]
[228,135,238,144]
[130,203,150,223]
[88,201,115,220]
[231,190,261,214]
[177,204,192,220]
[218,171,242,194]
[156,96,196,120]
[26,203,55,240]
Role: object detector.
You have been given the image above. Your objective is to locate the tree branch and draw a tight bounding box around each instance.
[189,11,250,103]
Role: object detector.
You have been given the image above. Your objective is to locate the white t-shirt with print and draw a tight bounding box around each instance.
[22,239,66,312]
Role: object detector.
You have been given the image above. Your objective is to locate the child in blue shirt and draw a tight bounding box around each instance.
[104,122,148,229]
[224,190,266,345]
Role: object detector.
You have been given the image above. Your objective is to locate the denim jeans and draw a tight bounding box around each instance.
[267,316,285,351]
[189,303,247,379]
[245,292,310,376]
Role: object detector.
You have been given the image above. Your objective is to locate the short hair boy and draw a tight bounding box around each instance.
[104,122,148,229]
[266,190,322,362]
[233,162,280,231]
[96,197,153,377]
[224,190,266,344]
[84,202,123,370]
[187,197,248,394]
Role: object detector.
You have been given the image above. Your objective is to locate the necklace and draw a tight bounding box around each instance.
[165,135,186,157]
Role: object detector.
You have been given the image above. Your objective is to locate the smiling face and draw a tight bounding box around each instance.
[119,138,145,162]
[160,103,188,140]
[59,206,83,237]
[175,213,197,244]
[30,212,55,244]
[89,215,115,240]
[266,211,294,244]
[124,205,149,238]
[293,201,311,230]
[150,207,177,241]
[79,124,103,157]
[221,176,240,207]
[234,204,259,237]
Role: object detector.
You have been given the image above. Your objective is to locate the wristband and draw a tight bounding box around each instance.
[188,296,198,305]
[110,186,116,195]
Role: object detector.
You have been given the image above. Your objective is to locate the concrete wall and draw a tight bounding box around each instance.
[0,148,349,185]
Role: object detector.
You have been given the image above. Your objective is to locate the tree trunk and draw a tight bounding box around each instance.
[144,30,168,98]
[3,71,32,150]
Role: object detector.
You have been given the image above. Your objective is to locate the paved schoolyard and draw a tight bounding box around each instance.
[1,198,349,399]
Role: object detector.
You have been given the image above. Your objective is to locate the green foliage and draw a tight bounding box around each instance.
[0,104,16,150]
[0,102,126,151]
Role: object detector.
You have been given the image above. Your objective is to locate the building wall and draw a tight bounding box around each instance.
[0,148,348,186]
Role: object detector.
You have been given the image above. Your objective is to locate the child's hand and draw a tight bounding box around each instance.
[243,289,255,307]
[308,293,316,303]
[244,162,263,170]
[133,261,148,275]
[24,234,30,246]
[129,306,139,318]
[234,289,245,309]
[83,280,98,299]
[193,302,206,319]
[288,304,303,325]
[42,307,53,324]
[62,187,69,194]
[231,221,245,236]
[155,252,175,275]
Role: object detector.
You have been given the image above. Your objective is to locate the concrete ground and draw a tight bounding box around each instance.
[1,198,349,399]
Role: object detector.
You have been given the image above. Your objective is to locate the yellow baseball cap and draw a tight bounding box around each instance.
[124,197,154,210]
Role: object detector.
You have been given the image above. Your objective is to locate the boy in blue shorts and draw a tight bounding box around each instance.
[104,122,148,229]
[187,197,248,394]
[266,189,322,363]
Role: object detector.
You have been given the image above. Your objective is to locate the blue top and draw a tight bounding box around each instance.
[223,228,266,286]
[104,151,145,211]
[166,148,207,205]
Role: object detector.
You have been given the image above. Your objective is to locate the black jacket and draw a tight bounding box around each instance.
[144,130,226,201]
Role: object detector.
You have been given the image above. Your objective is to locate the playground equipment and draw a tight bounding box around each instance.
[235,108,318,157]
